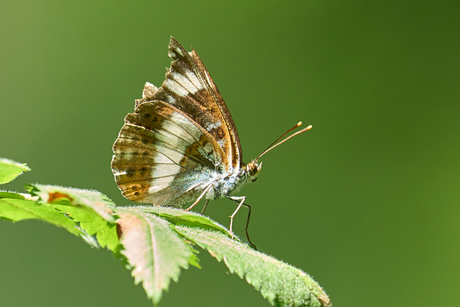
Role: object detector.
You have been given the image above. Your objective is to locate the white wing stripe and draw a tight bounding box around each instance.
[164,78,189,97]
[171,71,200,94]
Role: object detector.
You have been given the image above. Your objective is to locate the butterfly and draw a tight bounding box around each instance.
[111,37,311,247]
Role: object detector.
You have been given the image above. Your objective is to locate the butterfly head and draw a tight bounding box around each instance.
[246,161,263,182]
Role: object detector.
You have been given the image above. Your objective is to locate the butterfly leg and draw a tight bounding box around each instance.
[228,196,245,238]
[201,199,210,215]
[227,196,257,249]
[185,184,213,211]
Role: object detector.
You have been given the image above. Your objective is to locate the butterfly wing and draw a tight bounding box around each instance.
[112,99,225,208]
[112,37,244,207]
[136,37,243,171]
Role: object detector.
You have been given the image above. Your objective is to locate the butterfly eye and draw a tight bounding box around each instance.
[246,162,261,182]
[247,162,257,176]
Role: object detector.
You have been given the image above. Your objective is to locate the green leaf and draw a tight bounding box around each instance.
[0,191,26,199]
[0,158,30,184]
[27,184,119,251]
[175,227,331,307]
[127,205,232,236]
[0,159,330,307]
[53,204,119,251]
[0,198,81,235]
[116,207,199,305]
[27,184,116,223]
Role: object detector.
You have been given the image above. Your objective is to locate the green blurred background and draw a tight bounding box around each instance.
[1,0,459,306]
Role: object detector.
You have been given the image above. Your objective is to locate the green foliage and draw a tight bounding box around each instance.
[117,207,199,304]
[0,158,30,184]
[0,158,331,307]
[176,227,330,307]
[0,197,82,235]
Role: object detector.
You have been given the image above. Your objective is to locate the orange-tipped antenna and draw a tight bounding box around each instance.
[255,121,312,162]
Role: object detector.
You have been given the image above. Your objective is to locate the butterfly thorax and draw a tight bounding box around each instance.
[207,161,261,200]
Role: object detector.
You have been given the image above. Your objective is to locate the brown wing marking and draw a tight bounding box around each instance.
[188,44,242,170]
[111,100,224,207]
[138,37,242,171]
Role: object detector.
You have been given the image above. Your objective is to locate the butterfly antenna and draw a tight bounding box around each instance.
[255,122,312,162]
